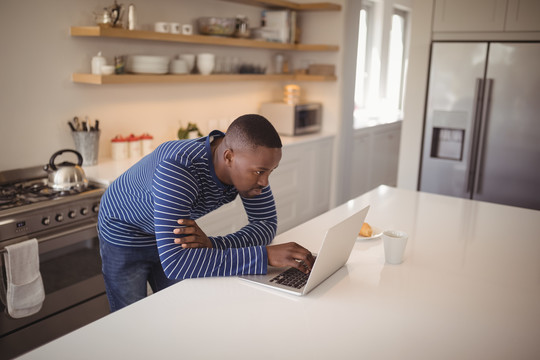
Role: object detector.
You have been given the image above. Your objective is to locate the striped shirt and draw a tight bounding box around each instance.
[97,130,276,280]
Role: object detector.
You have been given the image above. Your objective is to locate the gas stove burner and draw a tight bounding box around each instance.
[0,198,26,210]
[0,177,102,211]
[24,179,85,197]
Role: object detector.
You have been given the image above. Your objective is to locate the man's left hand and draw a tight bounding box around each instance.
[173,219,213,249]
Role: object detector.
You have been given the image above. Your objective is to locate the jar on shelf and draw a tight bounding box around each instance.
[126,134,141,158]
[140,133,154,156]
[111,135,128,160]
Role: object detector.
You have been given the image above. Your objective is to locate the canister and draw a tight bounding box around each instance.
[126,134,141,158]
[91,51,106,75]
[140,133,154,156]
[111,135,128,161]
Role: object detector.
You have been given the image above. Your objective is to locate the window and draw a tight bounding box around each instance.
[354,6,371,111]
[387,9,408,118]
[354,2,409,129]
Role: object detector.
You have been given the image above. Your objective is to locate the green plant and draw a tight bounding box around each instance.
[178,122,203,139]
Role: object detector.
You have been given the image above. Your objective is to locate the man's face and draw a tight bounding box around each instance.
[227,146,282,198]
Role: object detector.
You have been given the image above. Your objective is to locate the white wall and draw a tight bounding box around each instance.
[0,0,344,172]
[397,0,433,190]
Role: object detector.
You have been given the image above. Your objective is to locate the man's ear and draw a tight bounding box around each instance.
[224,148,234,167]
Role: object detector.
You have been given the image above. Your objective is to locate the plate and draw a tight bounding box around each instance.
[356,226,383,241]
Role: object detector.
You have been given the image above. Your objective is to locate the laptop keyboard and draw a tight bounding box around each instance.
[270,268,309,289]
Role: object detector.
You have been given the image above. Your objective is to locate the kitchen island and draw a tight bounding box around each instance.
[19,186,540,360]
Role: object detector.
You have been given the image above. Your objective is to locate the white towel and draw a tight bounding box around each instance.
[0,238,45,318]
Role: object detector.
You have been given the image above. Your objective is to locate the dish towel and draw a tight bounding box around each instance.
[0,239,45,318]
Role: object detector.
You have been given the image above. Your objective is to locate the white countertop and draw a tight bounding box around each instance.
[83,132,335,185]
[19,186,540,360]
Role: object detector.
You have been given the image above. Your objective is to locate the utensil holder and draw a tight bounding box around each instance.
[72,131,101,166]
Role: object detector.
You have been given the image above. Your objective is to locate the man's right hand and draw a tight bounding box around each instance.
[266,242,315,274]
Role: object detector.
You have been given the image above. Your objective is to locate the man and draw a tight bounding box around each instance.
[98,114,314,312]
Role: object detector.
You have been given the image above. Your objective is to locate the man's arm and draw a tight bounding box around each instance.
[208,188,277,249]
[173,187,314,273]
[153,159,270,279]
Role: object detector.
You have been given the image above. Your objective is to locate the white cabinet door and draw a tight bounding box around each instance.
[369,126,401,189]
[195,197,247,237]
[505,0,540,31]
[273,136,334,234]
[433,0,507,32]
[310,137,333,216]
[271,144,305,233]
[349,132,371,199]
[348,122,402,199]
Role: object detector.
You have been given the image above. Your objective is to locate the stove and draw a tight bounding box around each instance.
[0,165,109,359]
[0,166,105,248]
[0,177,101,210]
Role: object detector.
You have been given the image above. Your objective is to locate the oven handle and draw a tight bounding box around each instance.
[0,222,98,254]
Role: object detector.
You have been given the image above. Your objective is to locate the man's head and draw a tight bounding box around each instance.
[220,114,282,198]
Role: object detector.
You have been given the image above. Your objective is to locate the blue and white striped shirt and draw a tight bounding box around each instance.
[98,131,276,280]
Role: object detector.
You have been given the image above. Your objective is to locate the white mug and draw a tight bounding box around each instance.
[170,22,181,34]
[197,53,215,75]
[182,24,193,35]
[179,54,196,73]
[382,230,408,264]
[154,22,169,33]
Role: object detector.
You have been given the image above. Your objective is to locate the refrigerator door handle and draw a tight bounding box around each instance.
[466,78,485,194]
[474,78,493,195]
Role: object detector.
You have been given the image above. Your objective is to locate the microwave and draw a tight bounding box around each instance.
[259,102,322,136]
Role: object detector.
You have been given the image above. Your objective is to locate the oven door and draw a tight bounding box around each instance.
[0,219,109,359]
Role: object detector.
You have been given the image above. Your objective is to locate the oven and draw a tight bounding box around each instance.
[0,166,109,360]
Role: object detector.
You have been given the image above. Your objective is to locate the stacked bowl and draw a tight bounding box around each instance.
[126,55,170,74]
[170,59,189,74]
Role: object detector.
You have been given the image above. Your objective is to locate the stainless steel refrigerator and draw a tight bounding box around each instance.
[419,42,540,210]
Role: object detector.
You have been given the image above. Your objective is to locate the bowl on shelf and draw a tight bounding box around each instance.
[197,17,236,37]
[101,65,115,75]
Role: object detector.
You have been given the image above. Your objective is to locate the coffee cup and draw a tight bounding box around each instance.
[182,24,193,35]
[170,22,181,34]
[382,230,408,264]
[155,22,169,33]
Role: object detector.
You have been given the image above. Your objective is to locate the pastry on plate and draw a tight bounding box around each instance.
[359,222,372,237]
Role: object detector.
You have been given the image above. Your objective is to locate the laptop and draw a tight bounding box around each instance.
[239,205,369,296]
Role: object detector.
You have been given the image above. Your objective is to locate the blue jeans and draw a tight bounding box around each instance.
[99,236,180,312]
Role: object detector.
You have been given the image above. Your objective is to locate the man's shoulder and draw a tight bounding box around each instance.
[157,138,209,163]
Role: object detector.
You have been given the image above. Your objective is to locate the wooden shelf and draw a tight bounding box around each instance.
[70,26,339,52]
[70,1,340,85]
[220,0,341,11]
[72,73,337,85]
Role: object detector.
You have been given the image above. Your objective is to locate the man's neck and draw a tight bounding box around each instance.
[211,136,230,186]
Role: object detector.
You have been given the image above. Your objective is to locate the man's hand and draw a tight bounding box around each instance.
[173,219,213,249]
[266,242,315,274]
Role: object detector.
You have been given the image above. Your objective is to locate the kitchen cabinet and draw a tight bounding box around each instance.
[433,0,540,33]
[196,135,334,236]
[505,0,540,31]
[272,135,333,232]
[433,0,507,32]
[70,0,340,85]
[348,122,401,199]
